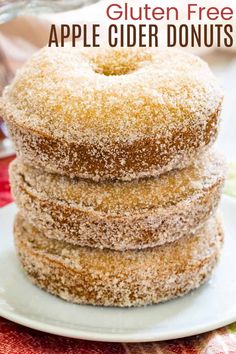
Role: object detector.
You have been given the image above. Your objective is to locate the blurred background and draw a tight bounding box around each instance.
[0,0,235,194]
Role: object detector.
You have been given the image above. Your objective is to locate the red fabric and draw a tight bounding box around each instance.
[0,155,14,207]
[0,156,236,354]
[0,318,125,354]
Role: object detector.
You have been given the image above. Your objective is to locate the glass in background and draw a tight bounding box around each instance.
[0,0,100,23]
[0,44,14,158]
[0,0,101,157]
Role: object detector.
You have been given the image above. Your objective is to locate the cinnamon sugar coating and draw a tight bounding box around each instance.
[1,47,223,181]
[14,214,223,307]
[10,151,225,250]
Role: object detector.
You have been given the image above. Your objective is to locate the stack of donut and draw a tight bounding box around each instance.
[1,47,225,307]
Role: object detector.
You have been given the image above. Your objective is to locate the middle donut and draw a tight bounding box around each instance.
[10,150,225,251]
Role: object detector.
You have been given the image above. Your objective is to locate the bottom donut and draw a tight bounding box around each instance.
[14,214,223,307]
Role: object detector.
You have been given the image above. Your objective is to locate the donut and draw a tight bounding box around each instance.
[10,150,225,251]
[14,214,223,307]
[1,46,223,181]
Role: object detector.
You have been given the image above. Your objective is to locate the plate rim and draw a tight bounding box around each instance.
[0,305,236,342]
[0,196,236,343]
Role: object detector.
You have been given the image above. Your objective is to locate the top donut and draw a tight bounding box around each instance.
[1,46,223,181]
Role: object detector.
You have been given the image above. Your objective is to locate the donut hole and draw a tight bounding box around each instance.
[94,64,135,76]
[89,49,153,76]
[92,58,138,76]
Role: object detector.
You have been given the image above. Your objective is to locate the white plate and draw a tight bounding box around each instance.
[0,196,236,342]
[0,139,15,159]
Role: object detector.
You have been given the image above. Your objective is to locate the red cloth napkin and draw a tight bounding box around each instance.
[1,156,236,353]
[0,155,14,207]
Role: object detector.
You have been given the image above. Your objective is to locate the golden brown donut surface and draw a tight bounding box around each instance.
[1,47,223,181]
[10,151,225,250]
[14,214,223,307]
